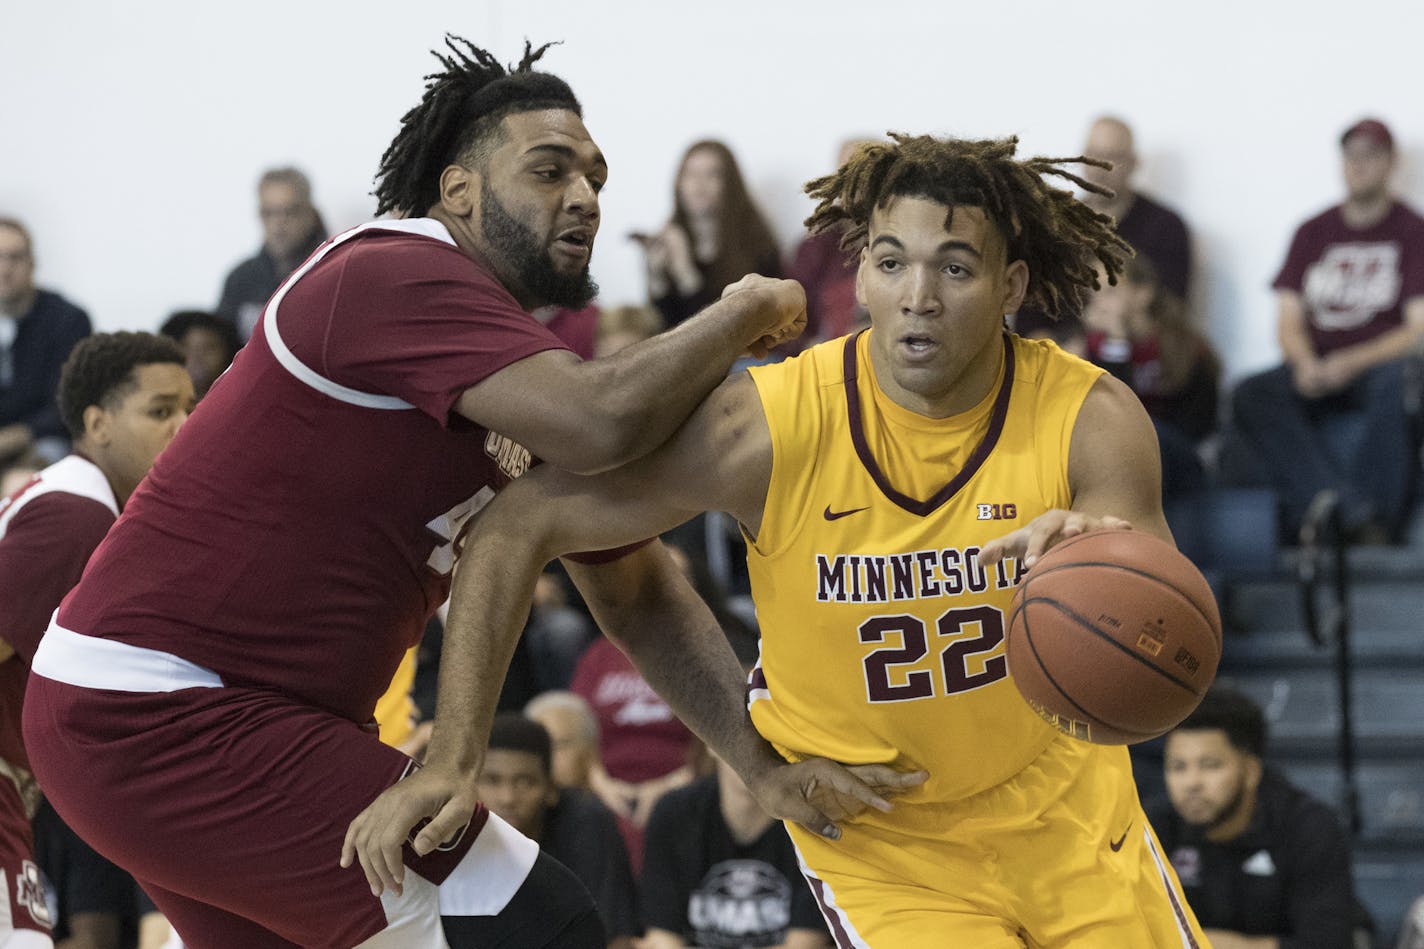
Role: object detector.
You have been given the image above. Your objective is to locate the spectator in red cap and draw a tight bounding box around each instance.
[1230,117,1424,543]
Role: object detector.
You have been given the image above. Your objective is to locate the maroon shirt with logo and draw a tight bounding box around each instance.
[1272,201,1424,356]
[58,220,568,725]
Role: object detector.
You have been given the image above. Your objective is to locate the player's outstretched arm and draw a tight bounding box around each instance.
[455,275,806,475]
[982,373,1171,567]
[342,373,766,896]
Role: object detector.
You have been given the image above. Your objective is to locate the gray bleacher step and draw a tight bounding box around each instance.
[1222,578,1424,636]
[1351,844,1424,946]
[1216,668,1424,747]
[1272,760,1424,839]
[1220,627,1424,670]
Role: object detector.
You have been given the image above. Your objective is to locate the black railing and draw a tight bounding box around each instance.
[1297,490,1361,834]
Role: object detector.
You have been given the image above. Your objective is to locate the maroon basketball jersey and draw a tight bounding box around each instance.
[58,219,568,724]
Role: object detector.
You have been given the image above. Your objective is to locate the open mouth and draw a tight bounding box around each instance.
[900,334,939,355]
[553,227,593,255]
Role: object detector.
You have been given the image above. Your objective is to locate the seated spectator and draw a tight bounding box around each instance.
[1149,686,1371,949]
[158,310,241,400]
[480,713,639,949]
[634,141,782,328]
[0,217,92,465]
[1082,256,1220,497]
[1231,118,1424,543]
[526,690,601,791]
[641,751,832,949]
[787,139,873,347]
[594,305,663,358]
[571,624,697,871]
[216,167,327,341]
[524,570,597,693]
[1014,116,1193,346]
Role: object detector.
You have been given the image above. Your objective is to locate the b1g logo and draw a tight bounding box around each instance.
[14,859,54,928]
[976,502,1017,521]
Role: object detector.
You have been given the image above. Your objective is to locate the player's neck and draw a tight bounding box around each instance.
[868,331,1005,420]
[1204,790,1257,843]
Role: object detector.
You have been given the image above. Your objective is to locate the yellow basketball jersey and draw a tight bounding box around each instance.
[744,331,1105,805]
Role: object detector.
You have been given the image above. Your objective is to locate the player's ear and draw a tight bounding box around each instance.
[439,163,478,217]
[1244,753,1263,791]
[82,404,110,446]
[1001,259,1029,315]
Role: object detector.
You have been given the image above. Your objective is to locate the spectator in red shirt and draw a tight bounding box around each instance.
[1231,118,1424,542]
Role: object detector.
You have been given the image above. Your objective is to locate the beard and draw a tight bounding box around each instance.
[481,182,598,309]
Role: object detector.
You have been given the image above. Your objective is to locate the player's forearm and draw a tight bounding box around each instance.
[1276,294,1317,367]
[577,550,784,786]
[422,528,546,778]
[580,285,791,472]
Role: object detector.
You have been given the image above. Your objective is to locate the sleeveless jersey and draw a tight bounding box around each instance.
[744,331,1104,804]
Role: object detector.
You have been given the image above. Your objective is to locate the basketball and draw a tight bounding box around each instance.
[1006,528,1221,745]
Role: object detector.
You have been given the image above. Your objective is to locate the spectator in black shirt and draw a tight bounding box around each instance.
[641,752,831,949]
[1148,687,1370,949]
[216,167,327,342]
[480,713,639,949]
[0,217,91,465]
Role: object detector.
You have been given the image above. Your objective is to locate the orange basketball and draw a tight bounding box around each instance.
[1006,528,1221,745]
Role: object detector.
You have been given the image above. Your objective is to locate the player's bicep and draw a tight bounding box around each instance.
[1067,373,1171,543]
[455,349,624,475]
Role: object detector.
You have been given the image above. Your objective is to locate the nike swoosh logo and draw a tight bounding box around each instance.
[823,505,869,521]
[1109,821,1133,852]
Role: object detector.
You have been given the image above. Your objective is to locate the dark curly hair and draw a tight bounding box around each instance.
[804,134,1131,318]
[58,332,185,439]
[374,36,581,217]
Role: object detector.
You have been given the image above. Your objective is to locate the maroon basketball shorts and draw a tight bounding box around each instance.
[22,671,498,949]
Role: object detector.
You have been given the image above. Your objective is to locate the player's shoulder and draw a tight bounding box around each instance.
[1009,333,1103,391]
[1291,203,1346,240]
[2,456,117,522]
[336,219,502,288]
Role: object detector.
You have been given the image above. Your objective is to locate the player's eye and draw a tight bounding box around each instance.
[877,258,902,272]
[945,263,967,277]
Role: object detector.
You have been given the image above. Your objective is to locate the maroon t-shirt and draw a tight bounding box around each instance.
[58,220,569,725]
[570,637,693,783]
[1273,201,1424,355]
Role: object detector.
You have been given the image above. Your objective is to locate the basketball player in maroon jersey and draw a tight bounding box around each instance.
[20,38,843,949]
[1,333,193,948]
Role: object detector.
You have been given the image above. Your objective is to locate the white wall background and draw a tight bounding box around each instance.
[4,0,1422,379]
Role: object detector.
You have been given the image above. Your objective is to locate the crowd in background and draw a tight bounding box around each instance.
[2,111,1423,948]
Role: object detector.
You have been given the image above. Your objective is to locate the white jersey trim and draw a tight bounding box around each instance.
[262,218,458,410]
[1143,824,1198,949]
[31,620,223,693]
[435,810,540,916]
[793,845,872,949]
[0,455,118,540]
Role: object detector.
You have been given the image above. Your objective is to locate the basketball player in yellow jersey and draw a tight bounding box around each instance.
[348,135,1210,947]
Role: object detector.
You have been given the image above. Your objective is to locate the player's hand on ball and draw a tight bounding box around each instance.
[980,509,1132,570]
[722,274,808,358]
[340,765,478,897]
[747,759,929,841]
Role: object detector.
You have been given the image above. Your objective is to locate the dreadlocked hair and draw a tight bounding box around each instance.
[374,35,581,217]
[803,134,1131,319]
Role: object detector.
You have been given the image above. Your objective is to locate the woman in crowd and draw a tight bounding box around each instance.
[635,141,783,327]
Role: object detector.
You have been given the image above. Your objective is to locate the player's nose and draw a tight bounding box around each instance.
[901,267,941,317]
